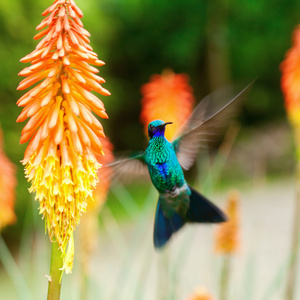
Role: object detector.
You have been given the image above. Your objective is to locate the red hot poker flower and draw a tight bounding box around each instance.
[140,69,195,140]
[0,128,17,231]
[281,25,300,126]
[214,190,240,254]
[16,0,110,273]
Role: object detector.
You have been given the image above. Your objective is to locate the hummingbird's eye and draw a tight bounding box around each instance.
[149,125,154,130]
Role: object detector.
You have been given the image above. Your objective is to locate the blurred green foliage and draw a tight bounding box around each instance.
[0,0,298,238]
[1,0,298,150]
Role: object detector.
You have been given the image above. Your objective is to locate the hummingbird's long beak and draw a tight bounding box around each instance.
[163,122,173,126]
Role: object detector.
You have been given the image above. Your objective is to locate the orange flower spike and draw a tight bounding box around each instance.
[17,0,110,274]
[0,128,17,232]
[281,25,300,126]
[214,190,240,254]
[140,69,195,140]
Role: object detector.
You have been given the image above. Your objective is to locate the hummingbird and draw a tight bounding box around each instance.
[107,82,253,249]
[145,119,227,248]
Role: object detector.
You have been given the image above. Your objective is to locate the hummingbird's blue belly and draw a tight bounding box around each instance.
[148,161,185,193]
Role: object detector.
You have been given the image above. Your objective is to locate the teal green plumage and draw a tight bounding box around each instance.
[143,120,190,219]
[145,132,185,193]
[142,120,226,248]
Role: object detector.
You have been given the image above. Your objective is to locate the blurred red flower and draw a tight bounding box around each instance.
[140,69,195,140]
[281,25,300,125]
[0,128,17,231]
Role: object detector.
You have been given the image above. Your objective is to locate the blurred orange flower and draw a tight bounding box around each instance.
[281,25,300,126]
[214,190,240,254]
[0,129,17,231]
[140,69,195,140]
[16,0,109,273]
[93,136,114,208]
[78,136,114,275]
[187,286,214,300]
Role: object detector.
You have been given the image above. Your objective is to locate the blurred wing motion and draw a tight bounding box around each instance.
[102,81,254,182]
[99,151,150,184]
[172,81,254,170]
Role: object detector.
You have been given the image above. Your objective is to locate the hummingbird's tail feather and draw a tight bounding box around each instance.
[154,199,185,249]
[186,186,227,223]
[153,188,226,249]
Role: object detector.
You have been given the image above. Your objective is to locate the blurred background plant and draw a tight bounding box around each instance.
[0,126,17,232]
[77,136,114,300]
[281,24,300,300]
[0,0,299,299]
[214,190,240,300]
[186,286,214,300]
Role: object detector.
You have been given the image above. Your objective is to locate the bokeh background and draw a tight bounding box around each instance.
[0,0,299,299]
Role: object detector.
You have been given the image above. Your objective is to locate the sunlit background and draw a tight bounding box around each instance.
[0,0,300,299]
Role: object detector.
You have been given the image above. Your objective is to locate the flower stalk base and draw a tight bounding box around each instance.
[47,242,64,300]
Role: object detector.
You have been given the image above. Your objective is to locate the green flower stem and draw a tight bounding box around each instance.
[219,255,231,300]
[47,242,64,300]
[285,164,300,299]
[285,125,300,300]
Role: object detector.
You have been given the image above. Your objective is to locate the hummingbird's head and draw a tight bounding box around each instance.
[148,120,173,139]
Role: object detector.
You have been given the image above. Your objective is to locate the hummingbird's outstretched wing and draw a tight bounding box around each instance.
[172,81,254,171]
[99,151,150,184]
